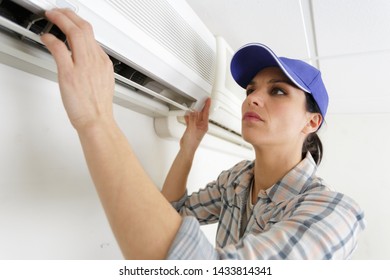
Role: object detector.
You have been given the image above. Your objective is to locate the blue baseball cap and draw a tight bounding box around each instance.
[230,43,329,118]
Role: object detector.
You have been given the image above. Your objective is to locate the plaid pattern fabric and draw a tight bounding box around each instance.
[167,153,366,259]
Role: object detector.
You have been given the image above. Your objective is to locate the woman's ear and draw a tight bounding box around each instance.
[303,113,322,134]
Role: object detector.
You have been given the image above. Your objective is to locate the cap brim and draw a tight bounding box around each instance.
[230,43,310,93]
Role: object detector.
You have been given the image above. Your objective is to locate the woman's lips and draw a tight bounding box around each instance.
[243,111,264,122]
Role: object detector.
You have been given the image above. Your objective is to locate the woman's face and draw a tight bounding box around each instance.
[241,67,315,148]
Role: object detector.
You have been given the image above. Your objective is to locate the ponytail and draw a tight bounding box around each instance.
[302,133,323,165]
[303,92,324,165]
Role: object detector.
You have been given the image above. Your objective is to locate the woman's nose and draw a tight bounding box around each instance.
[247,91,265,107]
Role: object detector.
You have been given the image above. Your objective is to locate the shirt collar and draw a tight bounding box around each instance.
[233,152,318,203]
[233,161,255,196]
[266,152,317,204]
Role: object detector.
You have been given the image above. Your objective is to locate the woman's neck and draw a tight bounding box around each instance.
[252,144,302,202]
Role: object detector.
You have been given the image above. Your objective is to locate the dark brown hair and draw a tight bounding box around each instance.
[302,92,323,165]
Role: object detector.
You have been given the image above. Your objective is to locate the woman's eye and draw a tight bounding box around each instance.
[246,88,255,96]
[271,87,286,96]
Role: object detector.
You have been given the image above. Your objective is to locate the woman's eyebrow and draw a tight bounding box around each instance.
[268,78,298,88]
[247,78,298,89]
[247,80,256,86]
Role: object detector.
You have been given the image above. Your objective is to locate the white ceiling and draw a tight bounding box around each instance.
[186,0,390,115]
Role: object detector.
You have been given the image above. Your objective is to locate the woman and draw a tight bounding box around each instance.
[162,43,366,259]
[42,9,365,259]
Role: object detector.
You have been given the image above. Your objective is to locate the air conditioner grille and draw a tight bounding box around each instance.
[106,0,215,85]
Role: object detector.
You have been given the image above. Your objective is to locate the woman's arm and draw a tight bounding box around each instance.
[161,98,211,202]
[41,9,181,260]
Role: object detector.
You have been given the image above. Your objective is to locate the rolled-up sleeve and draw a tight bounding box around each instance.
[170,179,225,225]
[170,191,188,211]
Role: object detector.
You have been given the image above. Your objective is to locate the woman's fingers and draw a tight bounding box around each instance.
[41,32,72,73]
[44,9,96,64]
[41,8,114,130]
[201,98,211,122]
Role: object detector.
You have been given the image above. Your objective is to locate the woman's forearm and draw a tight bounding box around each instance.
[77,120,182,259]
[162,99,211,202]
[161,147,196,202]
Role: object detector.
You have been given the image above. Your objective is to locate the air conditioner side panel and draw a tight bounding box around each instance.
[210,36,245,136]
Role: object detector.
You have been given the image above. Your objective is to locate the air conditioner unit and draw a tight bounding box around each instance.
[0,0,251,149]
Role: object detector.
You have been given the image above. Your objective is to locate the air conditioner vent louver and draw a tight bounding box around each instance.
[0,0,66,42]
[0,0,33,26]
[209,119,241,138]
[111,57,147,85]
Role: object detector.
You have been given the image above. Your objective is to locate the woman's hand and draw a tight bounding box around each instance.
[41,9,115,131]
[180,98,211,153]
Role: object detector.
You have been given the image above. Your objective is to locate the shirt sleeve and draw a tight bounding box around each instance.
[170,180,223,225]
[170,166,236,225]
[167,216,218,259]
[167,191,366,260]
[170,160,252,225]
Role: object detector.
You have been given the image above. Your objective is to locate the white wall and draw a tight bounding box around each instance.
[318,113,390,259]
[0,63,251,259]
[1,62,387,259]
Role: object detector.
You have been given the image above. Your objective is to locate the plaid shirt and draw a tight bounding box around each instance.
[167,153,366,259]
